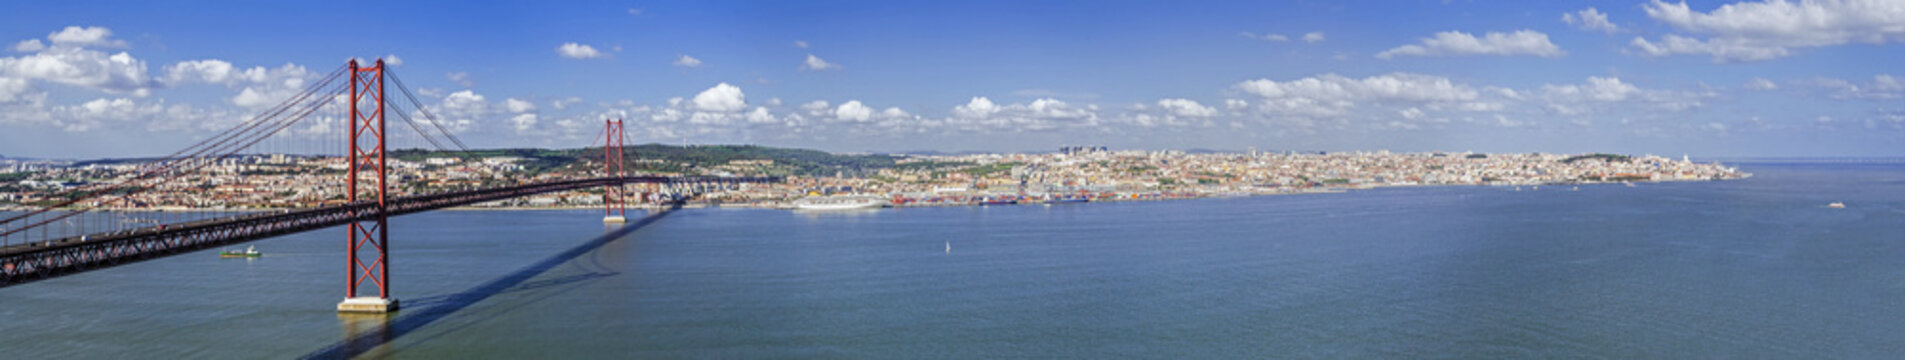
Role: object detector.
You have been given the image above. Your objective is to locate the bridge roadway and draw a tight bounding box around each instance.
[0,175,777,287]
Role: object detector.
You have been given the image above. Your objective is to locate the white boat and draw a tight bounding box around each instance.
[1828,202,1846,209]
[792,195,889,210]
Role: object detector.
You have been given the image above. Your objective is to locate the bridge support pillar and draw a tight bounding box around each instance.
[602,118,628,223]
[340,59,397,313]
[338,297,400,313]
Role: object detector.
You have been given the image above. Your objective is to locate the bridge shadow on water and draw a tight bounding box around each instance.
[299,206,677,359]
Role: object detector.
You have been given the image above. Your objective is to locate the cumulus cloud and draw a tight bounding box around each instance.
[421,90,489,133]
[47,26,127,48]
[1156,98,1218,117]
[1805,74,1905,100]
[556,43,606,59]
[1744,77,1778,90]
[0,77,29,102]
[1631,0,1905,62]
[801,54,839,70]
[691,83,746,112]
[1303,32,1326,43]
[510,114,538,133]
[0,44,157,95]
[162,60,312,108]
[446,72,472,87]
[673,54,703,67]
[834,100,874,122]
[384,54,403,66]
[1537,76,1710,115]
[1377,30,1564,59]
[1226,73,1539,130]
[4,97,227,132]
[1563,7,1620,34]
[946,97,1098,132]
[1240,32,1290,42]
[550,97,583,111]
[11,39,44,53]
[504,98,537,113]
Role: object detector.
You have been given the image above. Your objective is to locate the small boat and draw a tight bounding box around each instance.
[1828,202,1846,209]
[220,246,261,258]
[945,241,950,254]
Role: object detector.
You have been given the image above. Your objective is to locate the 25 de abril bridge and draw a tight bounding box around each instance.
[0,59,779,312]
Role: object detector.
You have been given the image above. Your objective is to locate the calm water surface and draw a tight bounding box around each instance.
[2,162,1903,358]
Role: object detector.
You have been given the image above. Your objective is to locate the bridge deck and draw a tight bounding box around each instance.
[0,175,775,287]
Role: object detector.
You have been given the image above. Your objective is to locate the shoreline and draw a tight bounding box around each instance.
[0,176,1751,213]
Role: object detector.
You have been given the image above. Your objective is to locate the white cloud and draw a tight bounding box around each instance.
[1302,32,1326,43]
[1235,73,1480,105]
[802,54,839,70]
[0,76,28,102]
[746,107,776,124]
[1628,34,1788,61]
[673,54,703,67]
[1156,98,1217,117]
[1228,73,1512,130]
[1399,107,1426,120]
[384,54,403,66]
[556,43,606,59]
[162,60,308,88]
[405,90,489,133]
[0,45,157,95]
[627,8,643,16]
[799,100,831,113]
[1632,0,1905,62]
[504,98,537,113]
[446,72,472,87]
[794,40,810,49]
[47,26,126,48]
[10,97,226,133]
[550,97,583,111]
[510,113,538,133]
[11,39,44,53]
[1744,77,1778,91]
[161,60,312,108]
[1240,32,1290,42]
[1378,30,1564,59]
[946,97,1098,132]
[1563,8,1619,34]
[832,100,876,122]
[1537,76,1710,115]
[1805,74,1905,100]
[1542,77,1641,102]
[691,82,746,112]
[952,97,999,118]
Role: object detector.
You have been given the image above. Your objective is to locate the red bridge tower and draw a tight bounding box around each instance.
[338,59,397,313]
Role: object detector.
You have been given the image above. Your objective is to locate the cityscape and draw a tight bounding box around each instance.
[1,147,1746,210]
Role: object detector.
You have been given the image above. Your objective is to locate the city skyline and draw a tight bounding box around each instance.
[2,0,1903,159]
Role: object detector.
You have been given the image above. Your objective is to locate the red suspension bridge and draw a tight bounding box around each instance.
[0,59,778,312]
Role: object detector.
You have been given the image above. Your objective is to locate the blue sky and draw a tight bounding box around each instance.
[1,0,1902,158]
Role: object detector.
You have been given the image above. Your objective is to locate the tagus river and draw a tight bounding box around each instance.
[2,162,1902,358]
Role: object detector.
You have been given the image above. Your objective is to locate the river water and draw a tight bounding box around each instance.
[2,162,1902,358]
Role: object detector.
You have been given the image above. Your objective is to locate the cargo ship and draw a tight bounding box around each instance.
[792,195,889,210]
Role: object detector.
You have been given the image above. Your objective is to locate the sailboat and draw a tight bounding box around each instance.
[945,241,950,254]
